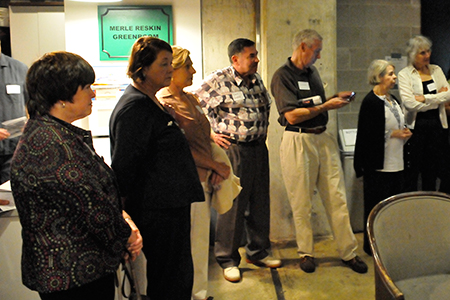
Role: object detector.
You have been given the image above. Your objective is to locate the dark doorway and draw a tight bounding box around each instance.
[0,26,10,56]
[421,0,450,79]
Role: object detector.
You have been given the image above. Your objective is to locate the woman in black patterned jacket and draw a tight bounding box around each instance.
[10,51,143,300]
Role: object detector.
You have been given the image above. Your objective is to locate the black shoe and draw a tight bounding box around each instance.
[299,256,315,273]
[342,256,368,274]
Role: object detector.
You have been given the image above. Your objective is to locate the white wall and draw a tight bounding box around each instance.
[64,0,203,87]
[64,0,201,132]
[9,6,65,67]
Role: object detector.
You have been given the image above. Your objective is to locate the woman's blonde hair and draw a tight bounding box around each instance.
[367,59,394,86]
[171,46,190,69]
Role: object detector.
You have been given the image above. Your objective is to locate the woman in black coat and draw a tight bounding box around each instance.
[354,59,412,255]
[109,37,204,300]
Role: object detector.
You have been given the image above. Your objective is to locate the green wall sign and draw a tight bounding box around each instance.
[98,5,173,61]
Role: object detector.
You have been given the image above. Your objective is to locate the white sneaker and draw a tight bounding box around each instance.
[223,266,241,282]
[246,256,282,268]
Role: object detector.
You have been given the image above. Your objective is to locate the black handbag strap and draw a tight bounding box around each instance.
[121,258,139,300]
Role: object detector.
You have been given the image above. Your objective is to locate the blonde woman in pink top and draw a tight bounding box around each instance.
[157,46,232,300]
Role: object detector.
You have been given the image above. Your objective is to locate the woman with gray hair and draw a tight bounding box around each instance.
[398,35,450,193]
[354,59,412,255]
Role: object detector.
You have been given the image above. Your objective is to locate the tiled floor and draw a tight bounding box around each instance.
[207,233,374,300]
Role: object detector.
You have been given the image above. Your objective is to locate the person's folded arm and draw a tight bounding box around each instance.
[398,70,439,112]
[423,67,450,105]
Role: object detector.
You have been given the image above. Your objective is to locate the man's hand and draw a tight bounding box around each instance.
[0,129,10,141]
[337,91,353,99]
[212,132,232,149]
[322,97,349,110]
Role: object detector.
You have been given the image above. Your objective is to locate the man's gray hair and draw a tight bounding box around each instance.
[406,35,432,65]
[292,29,323,51]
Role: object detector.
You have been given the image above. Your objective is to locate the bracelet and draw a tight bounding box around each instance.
[125,217,132,221]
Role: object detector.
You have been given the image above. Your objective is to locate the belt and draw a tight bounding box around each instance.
[229,138,262,146]
[285,125,326,134]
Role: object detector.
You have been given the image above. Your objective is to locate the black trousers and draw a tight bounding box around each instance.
[39,273,115,300]
[214,140,271,268]
[141,205,193,300]
[404,118,450,193]
[363,170,404,255]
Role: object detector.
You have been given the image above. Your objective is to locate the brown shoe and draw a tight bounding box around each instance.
[299,255,315,273]
[342,256,368,274]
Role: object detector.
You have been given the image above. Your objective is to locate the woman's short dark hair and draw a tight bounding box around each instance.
[26,51,95,117]
[227,38,255,63]
[127,36,173,82]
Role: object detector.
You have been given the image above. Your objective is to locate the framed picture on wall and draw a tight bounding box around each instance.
[98,5,173,61]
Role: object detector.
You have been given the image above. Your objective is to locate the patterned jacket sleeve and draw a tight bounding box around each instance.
[11,117,130,292]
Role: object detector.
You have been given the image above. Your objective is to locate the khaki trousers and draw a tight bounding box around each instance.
[280,130,357,261]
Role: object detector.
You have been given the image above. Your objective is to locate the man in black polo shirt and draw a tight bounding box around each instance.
[271,29,367,274]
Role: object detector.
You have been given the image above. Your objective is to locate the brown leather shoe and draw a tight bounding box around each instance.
[299,255,315,273]
[342,256,368,274]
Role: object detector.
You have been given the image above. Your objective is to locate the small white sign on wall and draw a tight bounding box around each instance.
[385,54,407,89]
[339,128,357,154]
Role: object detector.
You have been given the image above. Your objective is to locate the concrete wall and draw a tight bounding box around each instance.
[336,0,421,129]
[201,0,256,76]
[263,0,338,241]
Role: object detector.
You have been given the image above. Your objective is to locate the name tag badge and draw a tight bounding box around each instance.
[298,81,310,90]
[6,85,21,95]
[427,82,437,92]
[231,91,245,101]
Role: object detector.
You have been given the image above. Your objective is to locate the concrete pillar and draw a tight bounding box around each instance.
[200,0,256,76]
[262,0,337,241]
